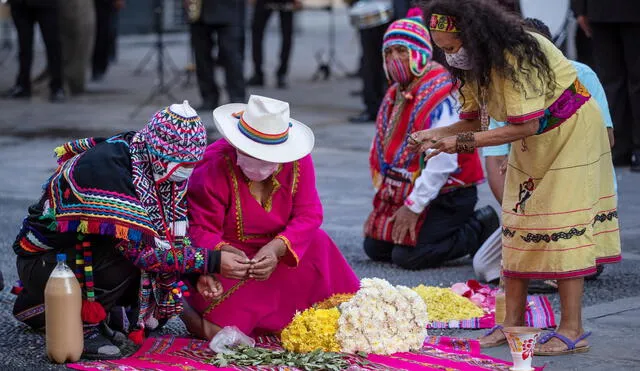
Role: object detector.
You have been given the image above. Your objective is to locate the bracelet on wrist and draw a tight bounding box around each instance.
[456,132,476,153]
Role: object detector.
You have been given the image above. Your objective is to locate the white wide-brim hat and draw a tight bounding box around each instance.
[213,95,315,163]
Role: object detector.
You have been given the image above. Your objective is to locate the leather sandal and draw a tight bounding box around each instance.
[534,331,591,356]
[479,325,507,348]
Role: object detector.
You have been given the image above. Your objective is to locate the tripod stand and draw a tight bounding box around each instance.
[130,0,180,118]
[132,2,181,77]
[311,4,349,81]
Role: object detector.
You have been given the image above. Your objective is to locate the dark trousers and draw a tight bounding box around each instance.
[591,22,640,159]
[251,0,293,78]
[191,22,246,106]
[10,0,62,92]
[92,0,116,77]
[13,236,139,330]
[360,23,388,117]
[575,26,594,68]
[364,187,482,270]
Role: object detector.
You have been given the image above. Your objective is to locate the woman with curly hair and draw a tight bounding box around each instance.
[409,0,620,356]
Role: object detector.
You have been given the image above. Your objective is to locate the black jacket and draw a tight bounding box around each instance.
[571,0,640,23]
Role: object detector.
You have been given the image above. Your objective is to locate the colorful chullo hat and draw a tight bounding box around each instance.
[382,17,433,80]
[137,101,207,181]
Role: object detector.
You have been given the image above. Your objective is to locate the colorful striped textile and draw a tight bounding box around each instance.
[69,335,545,371]
[428,295,556,329]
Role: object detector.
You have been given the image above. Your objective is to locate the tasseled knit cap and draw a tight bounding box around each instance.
[382,17,433,80]
[138,100,208,182]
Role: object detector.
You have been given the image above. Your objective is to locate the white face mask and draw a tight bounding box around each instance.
[168,166,194,182]
[445,46,473,70]
[236,151,279,182]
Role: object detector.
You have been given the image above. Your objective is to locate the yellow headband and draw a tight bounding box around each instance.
[429,13,460,33]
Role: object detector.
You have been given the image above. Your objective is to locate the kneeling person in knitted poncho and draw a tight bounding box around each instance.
[11,101,236,360]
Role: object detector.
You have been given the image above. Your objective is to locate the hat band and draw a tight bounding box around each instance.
[234,111,291,145]
[429,13,459,33]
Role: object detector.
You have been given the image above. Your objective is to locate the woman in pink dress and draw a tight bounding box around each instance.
[182,95,360,339]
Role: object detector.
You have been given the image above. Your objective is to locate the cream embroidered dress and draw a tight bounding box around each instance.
[460,33,620,279]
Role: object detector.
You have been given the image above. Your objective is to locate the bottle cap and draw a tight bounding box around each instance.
[56,253,67,262]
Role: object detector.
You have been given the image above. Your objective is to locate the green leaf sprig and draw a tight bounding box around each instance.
[208,345,369,371]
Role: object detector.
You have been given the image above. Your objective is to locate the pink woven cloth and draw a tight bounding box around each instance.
[69,335,545,371]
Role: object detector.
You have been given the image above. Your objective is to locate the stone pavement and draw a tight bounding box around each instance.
[0,8,639,371]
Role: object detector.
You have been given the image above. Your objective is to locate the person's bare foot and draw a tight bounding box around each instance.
[535,329,590,355]
[478,326,507,348]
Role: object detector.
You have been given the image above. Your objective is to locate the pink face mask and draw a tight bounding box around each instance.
[236,151,279,181]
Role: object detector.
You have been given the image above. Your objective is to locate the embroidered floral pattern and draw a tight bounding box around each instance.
[513,177,535,214]
[520,227,586,243]
[593,211,618,225]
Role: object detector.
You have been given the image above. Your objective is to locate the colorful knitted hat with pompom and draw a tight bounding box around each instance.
[382,17,433,79]
[139,101,207,181]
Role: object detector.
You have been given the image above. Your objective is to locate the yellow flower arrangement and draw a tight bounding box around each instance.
[412,285,484,322]
[281,307,341,353]
[313,293,355,310]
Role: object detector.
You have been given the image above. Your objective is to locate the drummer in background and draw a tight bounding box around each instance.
[348,0,412,124]
[247,0,301,89]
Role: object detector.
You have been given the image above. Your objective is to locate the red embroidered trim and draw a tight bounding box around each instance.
[507,110,545,124]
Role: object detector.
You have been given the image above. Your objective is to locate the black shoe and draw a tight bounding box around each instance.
[49,88,66,103]
[631,150,640,172]
[348,111,376,124]
[276,75,287,89]
[4,85,30,99]
[99,321,128,347]
[83,324,121,360]
[247,74,264,87]
[471,206,500,257]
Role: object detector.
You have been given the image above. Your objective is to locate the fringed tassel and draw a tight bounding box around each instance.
[53,145,69,163]
[10,280,23,295]
[77,220,89,234]
[115,225,129,239]
[128,328,145,345]
[78,239,106,324]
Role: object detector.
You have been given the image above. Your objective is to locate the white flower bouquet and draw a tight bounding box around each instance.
[334,278,429,355]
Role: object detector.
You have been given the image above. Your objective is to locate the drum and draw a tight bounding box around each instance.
[349,1,393,29]
[520,0,570,45]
